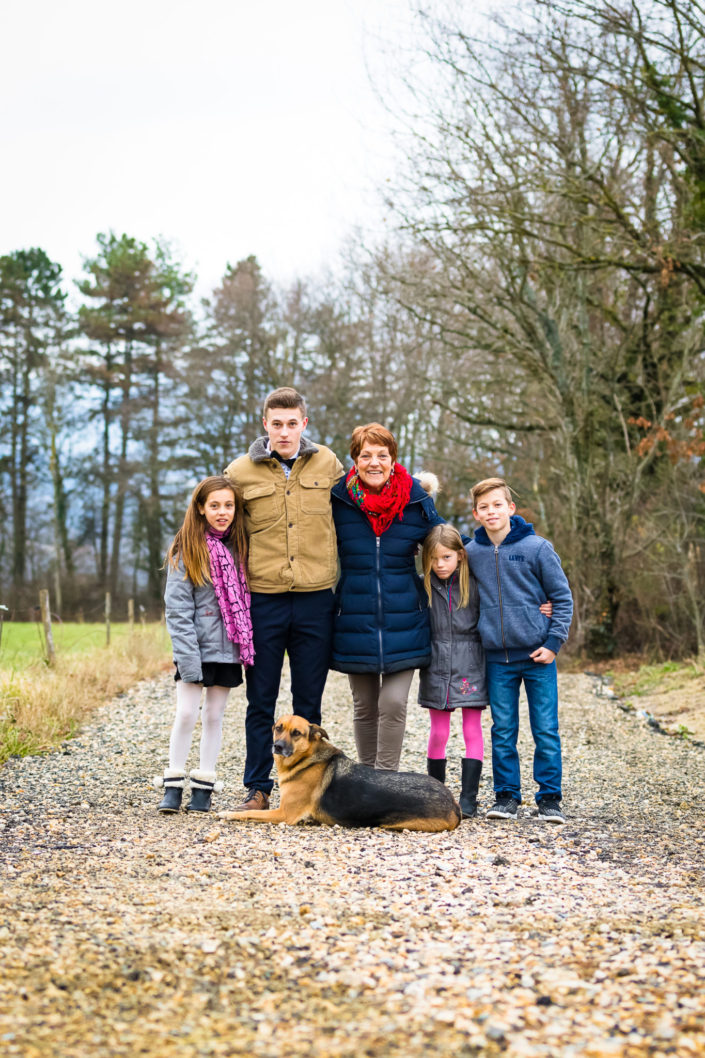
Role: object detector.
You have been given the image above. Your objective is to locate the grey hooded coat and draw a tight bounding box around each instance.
[418,570,488,710]
[164,559,241,683]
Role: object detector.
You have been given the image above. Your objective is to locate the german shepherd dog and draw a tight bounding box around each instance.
[219,714,461,832]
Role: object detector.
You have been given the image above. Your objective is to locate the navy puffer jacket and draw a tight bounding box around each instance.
[330,476,445,674]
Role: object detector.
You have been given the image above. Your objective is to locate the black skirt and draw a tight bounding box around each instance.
[174,662,243,688]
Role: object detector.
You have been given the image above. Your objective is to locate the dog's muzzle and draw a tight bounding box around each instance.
[273,740,294,758]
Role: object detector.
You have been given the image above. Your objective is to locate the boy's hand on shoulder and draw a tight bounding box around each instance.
[530,647,556,664]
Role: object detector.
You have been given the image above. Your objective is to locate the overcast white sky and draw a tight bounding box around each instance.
[0,0,421,295]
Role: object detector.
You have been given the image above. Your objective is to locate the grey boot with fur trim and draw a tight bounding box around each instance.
[155,770,185,813]
[187,770,222,812]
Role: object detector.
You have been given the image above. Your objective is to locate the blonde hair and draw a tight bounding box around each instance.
[470,477,514,508]
[165,476,248,587]
[421,524,470,608]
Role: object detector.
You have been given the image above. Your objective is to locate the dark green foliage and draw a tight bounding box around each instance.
[0,249,67,602]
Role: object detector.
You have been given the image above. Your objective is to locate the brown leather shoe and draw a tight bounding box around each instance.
[231,788,270,812]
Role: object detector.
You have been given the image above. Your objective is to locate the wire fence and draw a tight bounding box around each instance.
[1,591,151,667]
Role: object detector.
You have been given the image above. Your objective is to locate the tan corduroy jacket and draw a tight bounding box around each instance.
[224,435,344,593]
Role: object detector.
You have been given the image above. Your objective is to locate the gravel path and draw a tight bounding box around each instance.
[1,669,704,1058]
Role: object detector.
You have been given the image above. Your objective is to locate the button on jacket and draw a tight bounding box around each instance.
[224,435,344,594]
[330,476,445,674]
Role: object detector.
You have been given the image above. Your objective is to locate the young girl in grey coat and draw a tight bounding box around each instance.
[154,476,254,814]
[420,525,489,817]
[420,524,554,817]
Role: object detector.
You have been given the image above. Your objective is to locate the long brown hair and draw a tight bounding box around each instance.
[421,524,470,608]
[165,476,248,586]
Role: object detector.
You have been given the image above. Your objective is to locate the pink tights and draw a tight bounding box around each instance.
[427,708,484,761]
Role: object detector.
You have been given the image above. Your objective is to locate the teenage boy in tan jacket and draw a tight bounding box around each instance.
[224,387,343,811]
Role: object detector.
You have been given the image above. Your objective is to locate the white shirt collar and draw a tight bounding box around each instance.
[265,440,301,460]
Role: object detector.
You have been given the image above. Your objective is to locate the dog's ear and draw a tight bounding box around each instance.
[308,724,329,742]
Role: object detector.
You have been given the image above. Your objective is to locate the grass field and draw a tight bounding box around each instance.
[0,621,172,764]
[0,621,150,671]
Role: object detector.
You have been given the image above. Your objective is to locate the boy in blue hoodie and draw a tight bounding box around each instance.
[465,478,573,823]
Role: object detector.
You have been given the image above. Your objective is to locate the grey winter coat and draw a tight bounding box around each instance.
[164,559,241,683]
[418,570,488,710]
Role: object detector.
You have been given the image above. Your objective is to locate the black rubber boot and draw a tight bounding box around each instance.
[186,770,217,812]
[187,786,213,812]
[427,757,447,783]
[156,771,185,813]
[460,758,482,818]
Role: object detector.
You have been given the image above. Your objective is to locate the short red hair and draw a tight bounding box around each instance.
[349,423,398,464]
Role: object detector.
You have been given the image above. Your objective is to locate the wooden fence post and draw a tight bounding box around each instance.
[39,589,56,666]
[105,592,111,646]
[128,598,134,633]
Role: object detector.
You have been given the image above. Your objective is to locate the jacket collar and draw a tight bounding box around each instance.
[248,434,319,464]
[331,473,430,507]
[472,514,536,546]
[430,569,458,596]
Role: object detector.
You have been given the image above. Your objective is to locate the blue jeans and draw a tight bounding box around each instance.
[243,589,335,794]
[485,658,561,804]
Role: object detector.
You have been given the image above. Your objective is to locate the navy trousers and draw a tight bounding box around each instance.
[243,589,335,793]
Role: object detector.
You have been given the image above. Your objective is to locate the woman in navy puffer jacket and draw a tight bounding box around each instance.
[331,423,444,771]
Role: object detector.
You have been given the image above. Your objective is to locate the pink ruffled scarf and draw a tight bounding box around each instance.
[205,530,255,667]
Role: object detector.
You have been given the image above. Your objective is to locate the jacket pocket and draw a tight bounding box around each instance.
[299,475,332,514]
[501,606,549,649]
[522,606,551,643]
[194,607,224,655]
[243,482,277,525]
[478,606,501,649]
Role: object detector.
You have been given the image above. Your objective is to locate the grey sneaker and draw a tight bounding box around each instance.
[487,796,519,819]
[537,798,565,824]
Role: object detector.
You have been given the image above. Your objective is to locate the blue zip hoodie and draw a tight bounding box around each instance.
[465,516,573,662]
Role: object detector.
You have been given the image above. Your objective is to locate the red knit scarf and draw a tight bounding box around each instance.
[346,463,414,536]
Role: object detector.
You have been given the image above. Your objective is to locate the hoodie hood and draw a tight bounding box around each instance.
[472,514,536,547]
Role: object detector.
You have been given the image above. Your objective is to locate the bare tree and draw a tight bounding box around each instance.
[379,0,705,653]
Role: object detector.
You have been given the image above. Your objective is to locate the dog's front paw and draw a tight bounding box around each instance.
[216,810,237,821]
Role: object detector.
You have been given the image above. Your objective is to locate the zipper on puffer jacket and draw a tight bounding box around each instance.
[445,578,452,707]
[494,545,509,663]
[376,537,384,669]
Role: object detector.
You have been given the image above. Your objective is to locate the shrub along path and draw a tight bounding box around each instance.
[0,670,703,1058]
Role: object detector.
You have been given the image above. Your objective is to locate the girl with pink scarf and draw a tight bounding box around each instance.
[155,476,254,814]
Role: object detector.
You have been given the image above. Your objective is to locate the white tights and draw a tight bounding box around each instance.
[168,681,230,774]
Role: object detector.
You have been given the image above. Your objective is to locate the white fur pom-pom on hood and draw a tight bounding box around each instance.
[417,471,440,499]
